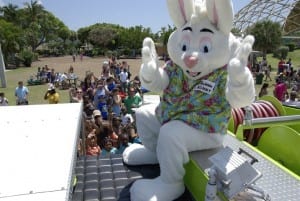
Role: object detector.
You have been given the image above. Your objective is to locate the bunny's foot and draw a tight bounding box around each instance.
[130,176,185,201]
[123,143,158,165]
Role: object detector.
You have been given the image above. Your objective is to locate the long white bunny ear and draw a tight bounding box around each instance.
[206,0,234,34]
[166,0,195,28]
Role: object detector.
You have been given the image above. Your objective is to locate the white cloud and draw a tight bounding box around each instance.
[37,0,43,6]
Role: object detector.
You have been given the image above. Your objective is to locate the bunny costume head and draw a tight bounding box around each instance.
[122,0,255,200]
[167,0,235,81]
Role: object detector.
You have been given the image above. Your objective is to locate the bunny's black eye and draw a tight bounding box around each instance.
[180,38,190,52]
[204,46,209,53]
[199,40,212,53]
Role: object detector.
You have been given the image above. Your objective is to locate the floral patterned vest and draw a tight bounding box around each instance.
[156,63,231,135]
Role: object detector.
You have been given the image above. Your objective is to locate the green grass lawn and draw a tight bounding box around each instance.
[257,49,300,97]
[266,50,300,72]
[1,67,71,105]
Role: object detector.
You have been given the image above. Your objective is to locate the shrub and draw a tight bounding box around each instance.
[286,43,295,52]
[273,46,289,59]
[105,50,113,57]
[19,49,35,67]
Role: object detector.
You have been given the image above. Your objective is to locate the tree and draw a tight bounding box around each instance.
[77,27,91,44]
[231,27,243,37]
[1,1,70,52]
[1,2,162,59]
[0,3,20,23]
[78,23,154,55]
[0,19,22,66]
[23,0,44,22]
[246,20,282,54]
[118,26,153,53]
[159,25,175,46]
[88,26,118,48]
[21,1,70,51]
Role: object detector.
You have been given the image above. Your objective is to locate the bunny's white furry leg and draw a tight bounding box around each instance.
[123,143,158,165]
[130,120,224,201]
[123,103,160,165]
[130,177,184,201]
[157,121,224,182]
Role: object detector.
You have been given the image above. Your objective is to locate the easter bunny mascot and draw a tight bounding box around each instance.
[123,0,255,200]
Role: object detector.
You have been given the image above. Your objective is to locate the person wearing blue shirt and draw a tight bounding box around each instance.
[117,133,132,154]
[101,138,118,156]
[15,81,29,105]
[97,95,108,120]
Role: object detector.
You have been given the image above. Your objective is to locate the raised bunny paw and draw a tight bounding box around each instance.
[227,35,255,108]
[140,38,159,82]
[140,38,169,92]
[228,35,254,83]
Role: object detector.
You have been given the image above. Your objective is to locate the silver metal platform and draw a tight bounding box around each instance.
[190,133,300,201]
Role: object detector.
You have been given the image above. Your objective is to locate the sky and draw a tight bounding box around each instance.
[0,0,251,33]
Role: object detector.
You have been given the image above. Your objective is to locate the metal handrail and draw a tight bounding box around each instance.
[235,115,300,141]
[242,115,300,129]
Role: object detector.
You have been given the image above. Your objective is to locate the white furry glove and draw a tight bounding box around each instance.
[140,37,169,92]
[226,35,256,108]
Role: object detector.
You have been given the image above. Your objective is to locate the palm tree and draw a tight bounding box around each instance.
[0,3,19,23]
[23,0,44,22]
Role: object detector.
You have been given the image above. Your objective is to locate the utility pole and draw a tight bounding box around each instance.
[0,44,7,88]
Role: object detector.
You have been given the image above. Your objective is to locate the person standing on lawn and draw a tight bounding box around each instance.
[15,81,29,105]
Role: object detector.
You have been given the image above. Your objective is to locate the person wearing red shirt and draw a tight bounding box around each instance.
[86,132,101,156]
[277,58,285,74]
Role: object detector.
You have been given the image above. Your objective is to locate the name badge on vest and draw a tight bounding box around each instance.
[194,80,215,94]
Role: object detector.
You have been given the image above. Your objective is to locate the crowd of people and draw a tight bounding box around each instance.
[34,64,78,90]
[256,57,300,106]
[1,55,300,155]
[68,57,145,157]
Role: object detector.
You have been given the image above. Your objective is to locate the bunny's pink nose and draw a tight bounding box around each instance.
[184,56,198,68]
